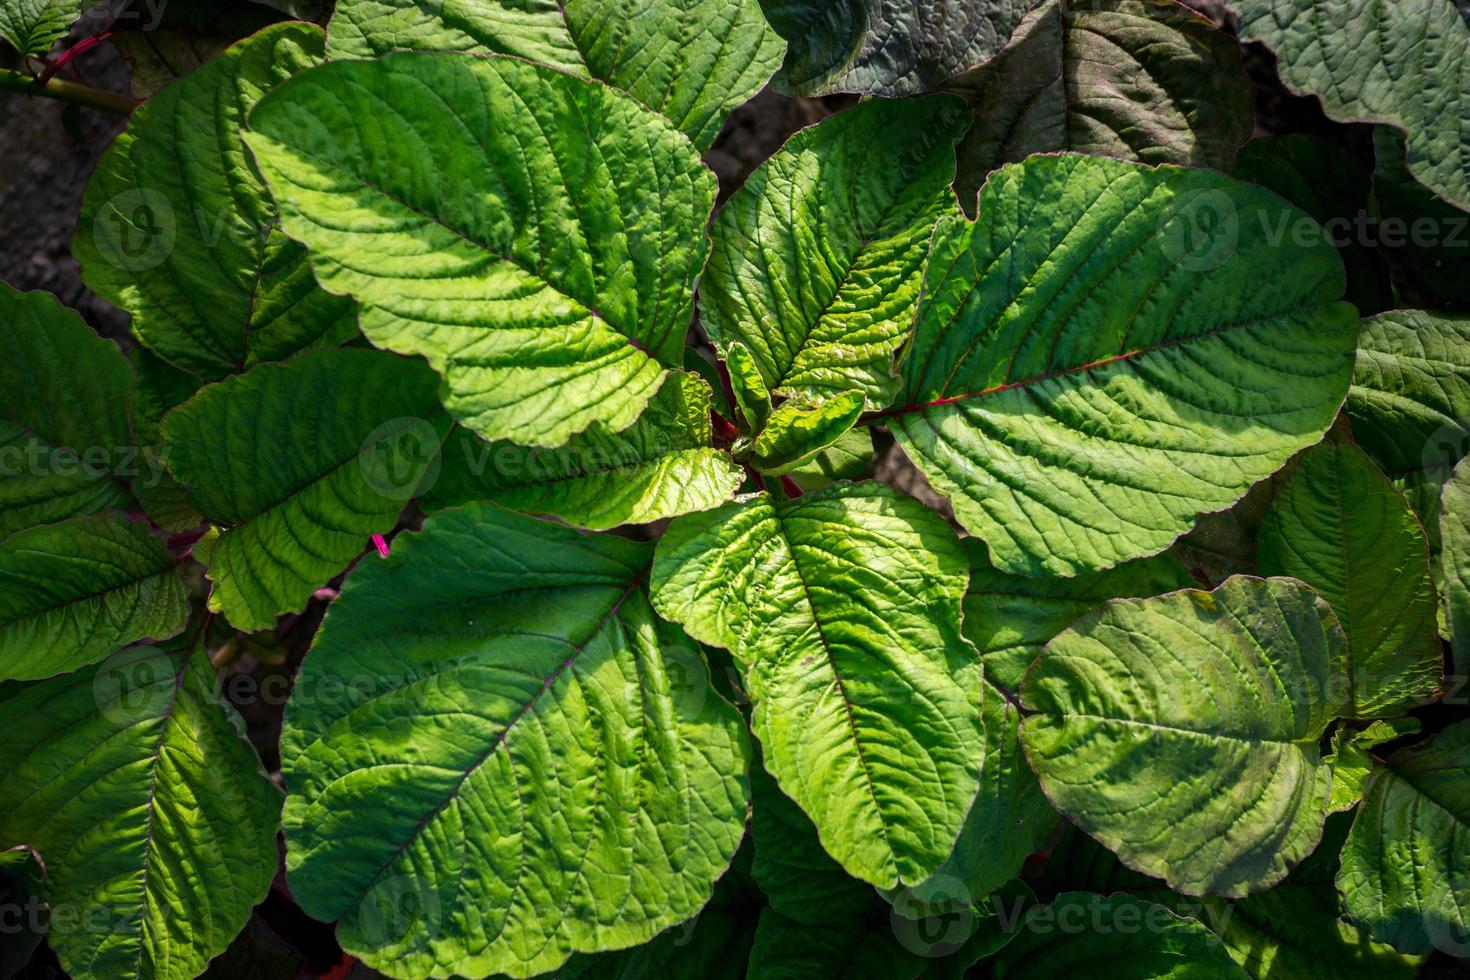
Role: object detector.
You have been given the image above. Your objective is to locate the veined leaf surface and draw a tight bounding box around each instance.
[760,0,1035,96]
[887,154,1357,577]
[0,513,188,681]
[0,0,78,57]
[1020,576,1350,897]
[702,97,968,409]
[326,0,784,150]
[1445,456,1470,674]
[0,639,282,980]
[425,373,743,529]
[245,53,716,447]
[950,0,1252,207]
[963,541,1194,690]
[1257,440,1443,718]
[1347,310,1470,553]
[162,348,450,631]
[77,23,357,380]
[1337,719,1470,955]
[750,391,865,475]
[1219,0,1470,212]
[0,285,136,539]
[281,503,749,978]
[651,482,986,889]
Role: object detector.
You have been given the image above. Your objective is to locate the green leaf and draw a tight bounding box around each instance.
[1338,719,1470,955]
[760,0,1033,96]
[0,513,188,681]
[0,285,137,539]
[1347,309,1470,554]
[557,846,762,980]
[963,540,1194,691]
[949,0,1252,209]
[326,0,784,151]
[0,639,283,980]
[900,678,1054,907]
[161,348,450,631]
[0,845,45,978]
[751,391,865,475]
[1234,135,1393,314]
[1221,0,1470,212]
[784,427,873,492]
[726,342,772,433]
[751,755,877,925]
[1445,456,1470,674]
[77,23,357,380]
[128,348,206,533]
[1327,719,1423,812]
[425,373,743,530]
[651,482,985,888]
[887,154,1357,577]
[1257,440,1443,718]
[702,97,967,410]
[281,502,750,979]
[1020,576,1351,897]
[0,0,79,57]
[245,53,716,449]
[987,892,1247,978]
[746,907,928,980]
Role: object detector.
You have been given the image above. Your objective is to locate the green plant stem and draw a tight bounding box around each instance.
[0,68,135,114]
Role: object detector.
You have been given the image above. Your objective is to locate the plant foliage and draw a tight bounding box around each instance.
[2,0,1468,976]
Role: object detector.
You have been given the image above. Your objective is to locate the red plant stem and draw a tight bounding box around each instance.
[710,409,739,443]
[779,475,804,499]
[166,529,207,550]
[37,32,113,85]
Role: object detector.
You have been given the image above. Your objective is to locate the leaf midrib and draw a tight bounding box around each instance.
[878,305,1337,420]
[339,573,644,908]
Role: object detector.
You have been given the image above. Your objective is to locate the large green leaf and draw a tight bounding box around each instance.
[424,373,743,530]
[1338,719,1470,955]
[651,482,985,888]
[0,639,283,980]
[245,53,716,448]
[886,154,1357,577]
[1347,310,1470,553]
[949,0,1252,207]
[701,97,968,409]
[988,892,1247,978]
[557,845,762,980]
[750,755,877,925]
[77,23,357,380]
[161,348,450,631]
[1020,576,1350,897]
[963,541,1194,690]
[326,0,783,151]
[281,503,749,978]
[902,678,1054,906]
[0,0,79,56]
[1257,440,1443,718]
[759,0,1035,96]
[0,286,137,539]
[1219,0,1470,212]
[1445,456,1470,674]
[0,513,188,681]
[1327,718,1423,813]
